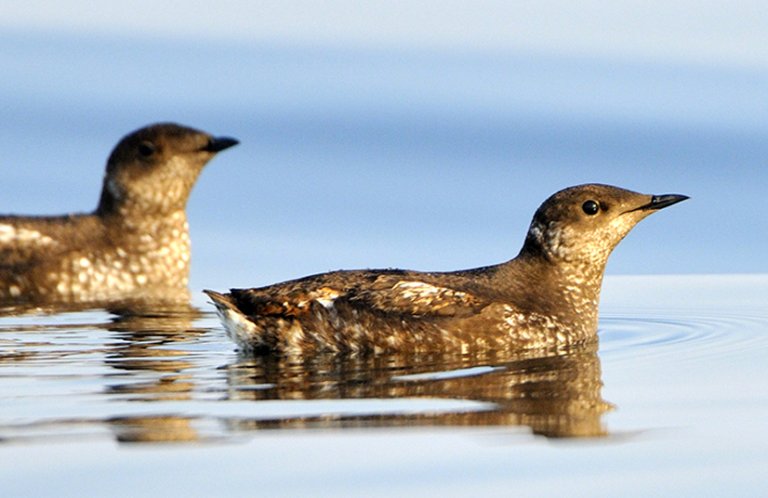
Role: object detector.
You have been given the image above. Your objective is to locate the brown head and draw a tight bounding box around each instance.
[96,123,238,217]
[520,184,688,271]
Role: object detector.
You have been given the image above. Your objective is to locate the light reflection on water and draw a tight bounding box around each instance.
[2,283,767,446]
[0,305,609,442]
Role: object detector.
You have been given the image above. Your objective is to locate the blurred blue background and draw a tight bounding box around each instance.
[1,1,766,292]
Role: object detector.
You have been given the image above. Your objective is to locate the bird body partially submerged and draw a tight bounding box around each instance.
[207,184,688,355]
[0,123,238,306]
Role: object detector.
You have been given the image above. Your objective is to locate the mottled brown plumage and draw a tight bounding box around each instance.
[0,123,237,306]
[206,184,687,355]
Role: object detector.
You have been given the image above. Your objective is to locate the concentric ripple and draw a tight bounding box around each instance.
[600,308,768,363]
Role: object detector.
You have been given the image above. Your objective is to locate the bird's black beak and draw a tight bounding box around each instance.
[632,193,690,212]
[644,193,689,210]
[204,136,239,153]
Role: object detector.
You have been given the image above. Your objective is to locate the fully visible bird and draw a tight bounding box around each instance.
[0,123,238,307]
[206,184,687,355]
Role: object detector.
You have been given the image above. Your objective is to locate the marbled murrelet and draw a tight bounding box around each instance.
[206,184,687,355]
[0,123,237,305]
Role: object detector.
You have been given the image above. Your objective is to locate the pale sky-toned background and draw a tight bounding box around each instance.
[1,1,766,291]
[3,1,768,66]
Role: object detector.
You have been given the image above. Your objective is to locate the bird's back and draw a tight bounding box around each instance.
[0,213,108,302]
[206,265,581,355]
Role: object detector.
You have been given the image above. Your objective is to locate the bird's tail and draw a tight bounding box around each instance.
[203,289,236,312]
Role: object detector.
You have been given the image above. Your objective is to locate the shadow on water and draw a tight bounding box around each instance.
[0,304,612,443]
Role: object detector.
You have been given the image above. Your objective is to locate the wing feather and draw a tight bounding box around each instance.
[229,271,488,320]
[349,276,485,316]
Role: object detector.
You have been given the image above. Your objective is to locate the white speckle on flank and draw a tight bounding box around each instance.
[502,305,526,328]
[0,224,55,245]
[393,280,471,312]
[78,257,91,268]
[136,274,147,285]
[394,281,442,299]
[8,285,20,297]
[311,287,340,309]
[217,306,259,347]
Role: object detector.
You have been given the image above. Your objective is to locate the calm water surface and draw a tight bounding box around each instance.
[1,275,766,497]
[2,28,768,497]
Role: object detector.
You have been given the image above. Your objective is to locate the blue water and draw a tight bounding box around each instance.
[2,27,768,497]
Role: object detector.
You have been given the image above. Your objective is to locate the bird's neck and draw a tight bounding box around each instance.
[98,203,190,245]
[493,248,608,333]
[96,204,192,284]
[96,187,190,219]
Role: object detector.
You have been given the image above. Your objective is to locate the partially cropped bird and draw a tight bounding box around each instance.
[206,184,688,355]
[0,123,237,306]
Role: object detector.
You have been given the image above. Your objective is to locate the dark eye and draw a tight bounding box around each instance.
[138,141,156,157]
[582,200,600,215]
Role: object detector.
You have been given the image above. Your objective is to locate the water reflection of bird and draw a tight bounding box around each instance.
[225,343,610,438]
[102,305,210,443]
[207,184,687,355]
[0,304,215,444]
[103,304,205,379]
[108,416,201,443]
[0,123,237,307]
